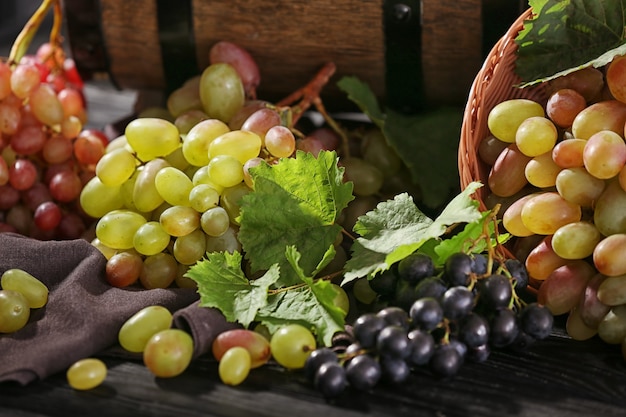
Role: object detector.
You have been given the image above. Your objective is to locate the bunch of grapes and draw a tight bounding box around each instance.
[302,250,552,397]
[0,41,109,240]
[477,54,626,358]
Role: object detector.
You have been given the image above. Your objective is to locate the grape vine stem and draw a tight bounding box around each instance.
[8,0,61,67]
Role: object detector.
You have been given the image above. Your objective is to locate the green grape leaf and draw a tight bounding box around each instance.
[184,251,280,328]
[238,150,354,286]
[515,0,626,86]
[257,246,345,346]
[337,76,462,210]
[342,182,483,283]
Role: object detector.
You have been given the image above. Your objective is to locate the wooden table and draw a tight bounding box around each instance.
[1,318,625,417]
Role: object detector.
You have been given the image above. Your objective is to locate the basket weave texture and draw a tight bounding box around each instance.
[459,8,548,210]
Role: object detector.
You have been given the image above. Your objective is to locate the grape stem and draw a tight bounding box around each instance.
[8,0,60,67]
[276,62,351,158]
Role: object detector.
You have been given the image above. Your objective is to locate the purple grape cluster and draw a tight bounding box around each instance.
[305,251,553,398]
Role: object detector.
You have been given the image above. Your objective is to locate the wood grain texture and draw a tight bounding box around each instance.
[1,323,626,417]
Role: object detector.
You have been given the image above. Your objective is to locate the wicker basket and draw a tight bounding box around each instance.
[459,8,548,211]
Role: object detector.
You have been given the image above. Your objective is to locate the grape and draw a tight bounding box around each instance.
[139,252,178,289]
[154,166,193,206]
[105,251,143,287]
[173,229,206,265]
[42,134,74,164]
[579,273,611,329]
[118,305,173,353]
[594,180,626,236]
[174,109,209,134]
[546,66,604,102]
[597,275,626,306]
[537,260,596,315]
[406,328,435,365]
[351,277,377,305]
[33,201,62,231]
[80,176,124,218]
[270,324,316,369]
[478,134,509,166]
[361,128,403,177]
[220,182,251,224]
[571,100,626,140]
[314,362,347,398]
[133,221,171,256]
[429,343,464,378]
[443,252,473,286]
[376,325,410,359]
[0,268,48,309]
[478,274,512,309]
[487,99,545,143]
[9,159,38,191]
[546,88,587,128]
[0,101,21,135]
[352,313,387,349]
[344,354,381,391]
[515,116,557,157]
[441,286,474,320]
[566,306,598,341]
[409,297,443,331]
[520,192,581,235]
[264,126,296,158]
[188,184,220,213]
[331,283,350,316]
[459,313,490,348]
[489,308,519,348]
[304,347,339,380]
[519,303,553,339]
[209,41,261,99]
[502,193,536,237]
[376,306,410,329]
[551,221,602,260]
[125,118,181,161]
[368,269,398,297]
[379,355,410,384]
[160,205,200,236]
[49,170,82,202]
[583,130,626,179]
[205,225,242,253]
[96,148,137,186]
[208,130,262,164]
[398,252,435,285]
[96,209,147,250]
[30,83,64,126]
[555,167,606,208]
[414,276,448,300]
[74,129,106,165]
[166,81,203,119]
[0,61,12,99]
[218,346,251,386]
[182,118,230,167]
[212,329,272,369]
[207,154,244,188]
[10,63,41,99]
[241,108,281,140]
[552,138,586,168]
[342,157,384,197]
[597,305,626,344]
[0,289,30,333]
[199,63,245,123]
[143,328,194,378]
[524,152,561,188]
[606,54,626,104]
[66,358,107,390]
[488,144,531,197]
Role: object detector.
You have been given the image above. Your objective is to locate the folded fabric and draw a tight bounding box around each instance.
[0,233,236,386]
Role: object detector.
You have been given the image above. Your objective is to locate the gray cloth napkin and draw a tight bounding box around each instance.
[0,233,237,386]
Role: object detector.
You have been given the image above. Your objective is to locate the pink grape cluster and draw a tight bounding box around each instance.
[0,43,108,240]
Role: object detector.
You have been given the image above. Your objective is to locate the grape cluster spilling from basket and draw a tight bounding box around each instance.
[459,2,626,358]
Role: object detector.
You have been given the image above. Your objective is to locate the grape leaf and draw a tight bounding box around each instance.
[515,0,626,86]
[238,150,353,286]
[256,246,345,345]
[337,76,462,210]
[342,182,483,284]
[184,251,280,328]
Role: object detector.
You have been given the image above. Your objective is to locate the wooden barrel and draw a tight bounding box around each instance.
[62,0,522,112]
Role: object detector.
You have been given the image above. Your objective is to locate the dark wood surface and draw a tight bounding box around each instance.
[1,319,626,417]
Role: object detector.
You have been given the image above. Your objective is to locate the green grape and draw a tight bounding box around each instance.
[502,193,537,237]
[220,183,252,225]
[173,228,207,265]
[1,268,48,309]
[521,192,581,235]
[118,305,173,353]
[597,305,626,344]
[175,109,209,134]
[96,209,148,250]
[205,225,242,254]
[597,275,626,306]
[331,283,350,316]
[163,145,190,171]
[269,324,316,369]
[207,154,244,188]
[212,329,271,369]
[80,176,124,218]
[125,117,181,161]
[182,118,231,166]
[166,78,203,118]
[201,206,230,237]
[160,205,200,236]
[120,169,141,211]
[551,221,602,260]
[0,289,30,333]
[524,152,561,188]
[134,158,171,213]
[66,358,107,390]
[189,184,220,212]
[555,167,606,208]
[139,252,178,289]
[96,147,137,187]
[218,346,251,386]
[191,165,225,194]
[594,180,626,236]
[571,100,626,140]
[154,166,193,206]
[515,116,558,157]
[199,63,245,123]
[341,157,384,197]
[143,329,194,378]
[351,278,377,305]
[133,221,171,256]
[208,130,262,164]
[361,128,403,178]
[593,234,626,277]
[487,99,545,143]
